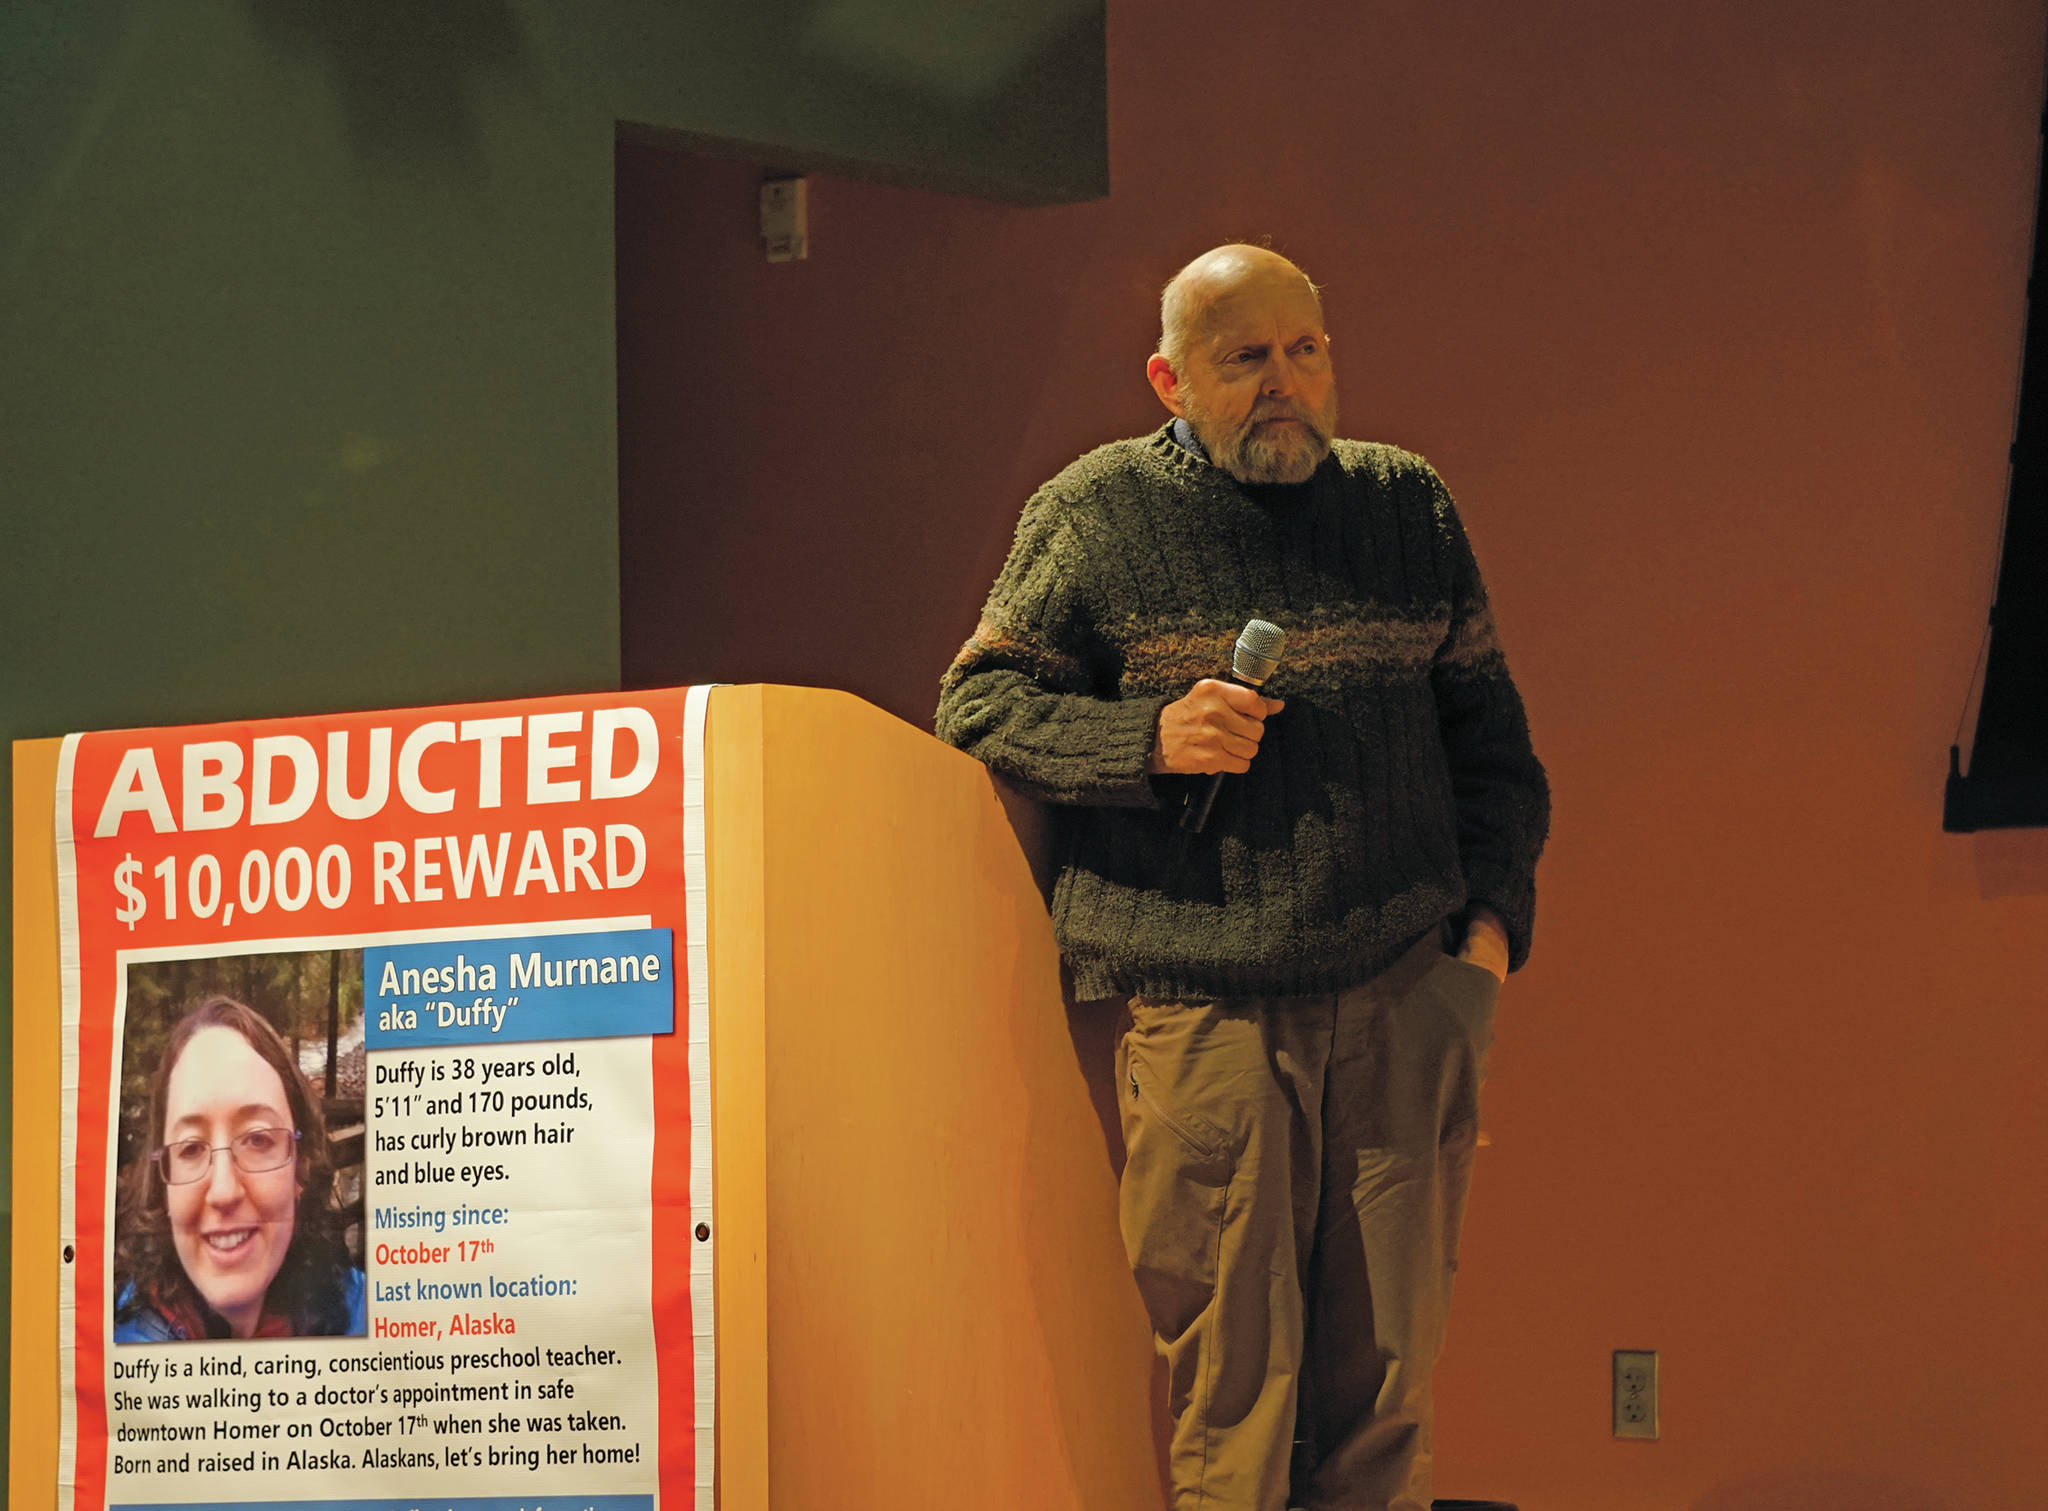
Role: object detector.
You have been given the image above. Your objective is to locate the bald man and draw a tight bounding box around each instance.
[936,245,1548,1511]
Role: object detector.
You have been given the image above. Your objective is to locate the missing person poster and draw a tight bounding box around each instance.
[52,687,715,1511]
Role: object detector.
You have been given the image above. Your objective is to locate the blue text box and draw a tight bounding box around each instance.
[364,929,674,1049]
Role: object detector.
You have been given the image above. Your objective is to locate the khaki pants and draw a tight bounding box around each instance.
[1114,932,1500,1511]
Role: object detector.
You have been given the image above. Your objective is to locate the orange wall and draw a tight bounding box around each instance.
[618,3,2048,1507]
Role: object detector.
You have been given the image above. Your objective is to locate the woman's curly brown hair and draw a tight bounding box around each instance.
[113,996,355,1337]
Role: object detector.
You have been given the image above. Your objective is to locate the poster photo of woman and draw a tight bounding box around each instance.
[112,950,367,1342]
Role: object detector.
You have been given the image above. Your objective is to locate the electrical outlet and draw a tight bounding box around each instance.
[1613,1349,1658,1439]
[759,177,808,263]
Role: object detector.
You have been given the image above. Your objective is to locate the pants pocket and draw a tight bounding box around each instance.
[1126,1047,1226,1161]
[1117,1012,1233,1345]
[1433,951,1501,1060]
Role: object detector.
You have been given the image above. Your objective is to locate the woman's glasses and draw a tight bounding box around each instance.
[153,1127,300,1185]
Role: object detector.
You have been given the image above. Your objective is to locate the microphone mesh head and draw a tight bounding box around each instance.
[1233,619,1285,683]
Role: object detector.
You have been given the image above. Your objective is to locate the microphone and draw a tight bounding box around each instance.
[1180,618,1286,833]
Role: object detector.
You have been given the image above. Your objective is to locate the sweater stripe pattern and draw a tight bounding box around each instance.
[937,425,1548,1002]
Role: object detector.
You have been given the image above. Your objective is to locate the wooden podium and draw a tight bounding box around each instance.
[12,685,1164,1509]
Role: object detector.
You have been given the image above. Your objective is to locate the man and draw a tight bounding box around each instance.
[935,244,1548,1511]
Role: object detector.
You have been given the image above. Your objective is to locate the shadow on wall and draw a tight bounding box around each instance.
[247,0,525,174]
[1693,1467,1939,1511]
[799,0,1097,107]
[1971,827,2048,897]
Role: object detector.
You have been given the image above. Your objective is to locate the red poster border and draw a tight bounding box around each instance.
[58,687,706,1509]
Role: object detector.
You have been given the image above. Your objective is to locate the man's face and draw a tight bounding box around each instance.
[1166,268,1337,485]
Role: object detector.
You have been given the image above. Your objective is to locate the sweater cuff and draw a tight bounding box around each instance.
[1462,864,1535,972]
[1076,694,1174,808]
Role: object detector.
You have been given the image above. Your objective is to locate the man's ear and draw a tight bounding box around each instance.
[1146,354,1186,417]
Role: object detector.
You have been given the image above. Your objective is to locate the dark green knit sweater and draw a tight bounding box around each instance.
[936,423,1548,1001]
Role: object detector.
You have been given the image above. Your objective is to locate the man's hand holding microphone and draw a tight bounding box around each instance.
[1151,620,1286,834]
[1148,679,1285,777]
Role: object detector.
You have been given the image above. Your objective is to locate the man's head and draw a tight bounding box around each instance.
[1148,244,1337,485]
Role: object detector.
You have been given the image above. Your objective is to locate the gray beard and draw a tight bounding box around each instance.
[1184,399,1335,485]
